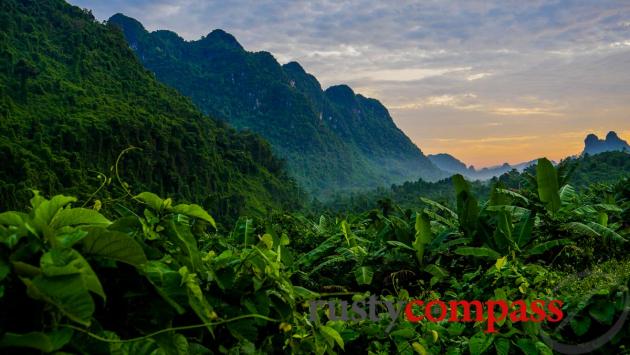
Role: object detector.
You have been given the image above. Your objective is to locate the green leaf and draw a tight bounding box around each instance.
[589,301,615,324]
[54,228,89,248]
[172,204,216,229]
[179,267,215,334]
[154,332,190,355]
[525,239,572,256]
[29,190,46,209]
[166,220,201,271]
[33,195,78,225]
[447,323,465,336]
[514,211,535,248]
[570,316,591,336]
[592,203,623,213]
[453,175,479,237]
[425,264,449,278]
[23,274,95,326]
[292,286,320,300]
[49,208,111,230]
[389,328,416,339]
[494,337,510,355]
[320,325,344,350]
[420,197,458,220]
[227,320,258,342]
[598,212,608,227]
[413,342,429,355]
[587,222,627,244]
[561,222,599,237]
[486,205,530,216]
[515,338,537,355]
[559,184,578,204]
[259,233,273,249]
[0,329,73,352]
[495,256,507,270]
[493,210,514,252]
[386,240,415,251]
[468,331,493,354]
[494,188,529,205]
[455,247,500,259]
[143,261,186,314]
[413,211,433,266]
[354,266,374,285]
[81,227,148,267]
[40,248,105,300]
[232,218,255,247]
[340,220,353,246]
[134,192,165,211]
[0,211,27,226]
[489,183,511,206]
[535,341,553,355]
[536,158,561,213]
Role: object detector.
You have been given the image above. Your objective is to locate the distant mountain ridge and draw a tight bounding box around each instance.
[431,131,630,180]
[428,153,535,180]
[108,14,445,195]
[583,131,630,155]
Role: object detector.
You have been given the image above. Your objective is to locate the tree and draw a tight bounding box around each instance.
[14,58,38,100]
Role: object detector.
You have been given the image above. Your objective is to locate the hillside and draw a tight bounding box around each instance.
[107,14,444,194]
[0,0,300,221]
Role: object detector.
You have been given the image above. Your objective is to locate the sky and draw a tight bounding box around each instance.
[71,0,630,168]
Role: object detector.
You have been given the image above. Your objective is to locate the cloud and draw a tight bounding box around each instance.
[360,67,471,82]
[432,135,539,144]
[391,93,564,117]
[488,107,563,116]
[466,72,492,81]
[390,93,479,110]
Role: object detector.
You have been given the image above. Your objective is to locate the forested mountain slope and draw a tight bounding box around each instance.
[0,0,300,221]
[108,14,444,194]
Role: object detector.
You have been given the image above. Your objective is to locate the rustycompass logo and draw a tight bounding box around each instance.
[308,296,564,333]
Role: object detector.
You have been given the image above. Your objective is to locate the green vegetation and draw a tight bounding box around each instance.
[560,151,630,187]
[2,1,630,354]
[107,14,444,195]
[1,159,629,354]
[0,0,300,223]
[323,151,630,213]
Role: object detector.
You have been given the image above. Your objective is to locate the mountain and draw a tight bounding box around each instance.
[427,154,470,175]
[107,14,444,195]
[428,153,535,180]
[0,0,300,221]
[583,131,630,155]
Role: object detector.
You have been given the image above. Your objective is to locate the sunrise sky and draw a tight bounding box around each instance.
[71,0,630,168]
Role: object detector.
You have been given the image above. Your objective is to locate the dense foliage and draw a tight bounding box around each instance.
[2,1,630,354]
[560,151,630,188]
[0,0,300,222]
[107,14,444,195]
[1,158,629,354]
[323,151,630,214]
